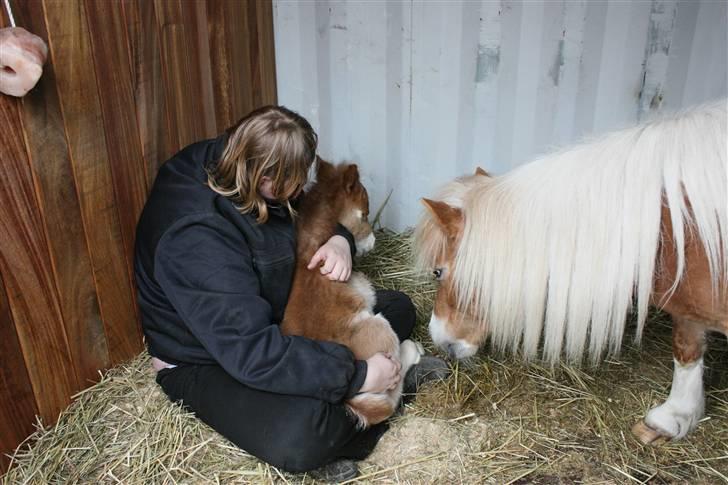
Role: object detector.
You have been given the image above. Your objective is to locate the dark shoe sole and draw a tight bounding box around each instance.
[403,355,451,394]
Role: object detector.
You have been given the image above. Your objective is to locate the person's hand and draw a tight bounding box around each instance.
[307,235,352,281]
[359,352,401,394]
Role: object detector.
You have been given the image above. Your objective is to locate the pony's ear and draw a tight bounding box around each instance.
[475,166,490,177]
[421,198,463,238]
[343,164,360,193]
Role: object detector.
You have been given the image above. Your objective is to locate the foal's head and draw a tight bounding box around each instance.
[316,159,375,255]
[415,168,490,359]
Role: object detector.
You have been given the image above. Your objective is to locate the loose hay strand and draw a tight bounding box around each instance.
[3,230,727,484]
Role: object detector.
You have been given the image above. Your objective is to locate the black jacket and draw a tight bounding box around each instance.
[134,134,366,403]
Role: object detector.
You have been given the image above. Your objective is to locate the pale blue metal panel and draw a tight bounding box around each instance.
[273,0,727,231]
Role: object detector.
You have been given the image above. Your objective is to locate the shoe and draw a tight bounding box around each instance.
[308,458,359,483]
[403,354,450,394]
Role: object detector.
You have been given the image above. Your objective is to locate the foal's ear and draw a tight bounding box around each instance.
[316,157,334,179]
[343,164,360,193]
[421,198,463,237]
[475,166,490,177]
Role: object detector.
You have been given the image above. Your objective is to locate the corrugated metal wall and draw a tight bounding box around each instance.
[273,0,727,231]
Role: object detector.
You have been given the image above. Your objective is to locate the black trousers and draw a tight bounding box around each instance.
[156,289,416,473]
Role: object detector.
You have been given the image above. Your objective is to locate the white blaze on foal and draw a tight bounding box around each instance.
[351,209,375,256]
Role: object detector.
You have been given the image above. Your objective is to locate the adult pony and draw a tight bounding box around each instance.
[281,159,423,428]
[414,101,727,444]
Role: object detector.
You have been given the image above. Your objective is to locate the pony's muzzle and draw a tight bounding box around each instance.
[444,341,477,360]
[428,313,478,360]
[445,343,459,359]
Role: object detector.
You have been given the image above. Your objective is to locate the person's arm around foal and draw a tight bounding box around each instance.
[308,235,352,281]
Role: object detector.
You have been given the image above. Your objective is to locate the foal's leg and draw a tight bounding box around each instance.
[633,317,706,444]
[398,340,424,377]
[380,340,423,411]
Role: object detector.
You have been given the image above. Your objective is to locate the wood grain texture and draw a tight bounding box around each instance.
[122,0,170,189]
[154,0,202,153]
[0,0,277,470]
[84,0,149,282]
[0,91,77,422]
[253,0,278,106]
[0,274,39,473]
[189,0,218,138]
[0,6,37,475]
[182,0,217,139]
[207,0,254,130]
[45,0,143,365]
[14,0,111,388]
[244,0,278,107]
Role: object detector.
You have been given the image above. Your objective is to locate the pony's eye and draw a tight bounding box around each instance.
[433,268,443,280]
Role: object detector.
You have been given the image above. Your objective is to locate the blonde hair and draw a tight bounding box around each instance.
[208,105,318,223]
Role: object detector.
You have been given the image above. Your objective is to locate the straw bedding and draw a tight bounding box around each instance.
[3,230,727,484]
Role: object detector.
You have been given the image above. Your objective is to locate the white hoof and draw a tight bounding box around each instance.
[642,358,705,441]
[644,400,703,440]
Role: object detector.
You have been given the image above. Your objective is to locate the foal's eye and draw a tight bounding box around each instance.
[433,268,443,280]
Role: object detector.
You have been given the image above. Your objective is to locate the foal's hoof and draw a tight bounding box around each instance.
[631,420,671,445]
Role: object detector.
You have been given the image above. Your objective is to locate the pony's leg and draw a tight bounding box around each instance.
[633,317,706,444]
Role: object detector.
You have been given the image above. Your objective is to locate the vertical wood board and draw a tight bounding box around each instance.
[0,275,39,473]
[0,94,77,422]
[45,0,143,366]
[15,0,111,388]
[123,0,171,188]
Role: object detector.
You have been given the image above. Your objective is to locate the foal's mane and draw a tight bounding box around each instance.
[419,101,728,364]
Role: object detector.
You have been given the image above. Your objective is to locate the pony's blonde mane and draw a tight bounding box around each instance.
[428,101,728,364]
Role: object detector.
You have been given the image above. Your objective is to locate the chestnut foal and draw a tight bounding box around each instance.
[281,160,424,428]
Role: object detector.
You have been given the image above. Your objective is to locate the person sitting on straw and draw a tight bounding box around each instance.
[134,105,449,482]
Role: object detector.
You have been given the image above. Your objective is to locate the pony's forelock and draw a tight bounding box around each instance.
[413,174,486,274]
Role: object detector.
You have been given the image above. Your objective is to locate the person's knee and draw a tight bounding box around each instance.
[271,433,340,473]
[269,404,353,473]
[385,290,416,340]
[400,293,416,332]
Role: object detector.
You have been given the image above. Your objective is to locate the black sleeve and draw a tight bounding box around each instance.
[154,214,367,402]
[334,223,357,260]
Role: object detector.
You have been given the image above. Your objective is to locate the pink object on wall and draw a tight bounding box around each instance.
[0,27,48,97]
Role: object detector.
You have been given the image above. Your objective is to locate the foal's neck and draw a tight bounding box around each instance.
[296,193,344,263]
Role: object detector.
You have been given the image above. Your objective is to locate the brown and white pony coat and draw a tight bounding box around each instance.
[415,101,727,444]
[282,159,423,428]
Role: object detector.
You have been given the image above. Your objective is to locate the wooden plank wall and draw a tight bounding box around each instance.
[0,0,277,472]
